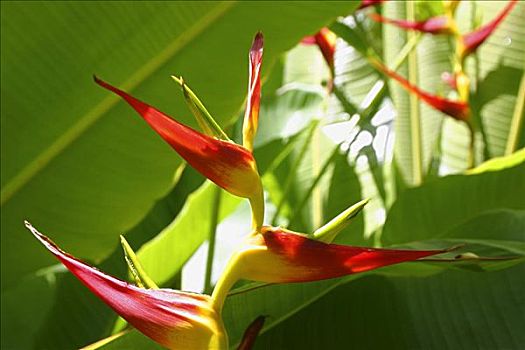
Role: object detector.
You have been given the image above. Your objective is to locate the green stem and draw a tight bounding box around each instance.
[204,186,222,294]
[270,120,319,225]
[468,124,476,169]
[211,252,242,314]
[505,71,525,155]
[406,0,423,185]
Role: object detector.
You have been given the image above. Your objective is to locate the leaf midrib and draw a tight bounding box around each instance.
[0,1,237,206]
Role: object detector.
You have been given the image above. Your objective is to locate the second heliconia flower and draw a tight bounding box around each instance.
[94,34,267,229]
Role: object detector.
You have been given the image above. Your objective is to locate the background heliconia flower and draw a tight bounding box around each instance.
[459,0,518,59]
[25,221,227,350]
[369,14,453,35]
[358,0,386,10]
[370,60,470,121]
[301,28,336,71]
[233,227,451,284]
[94,77,263,202]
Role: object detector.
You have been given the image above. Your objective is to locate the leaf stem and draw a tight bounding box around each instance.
[406,0,423,185]
[204,186,222,294]
[505,71,525,155]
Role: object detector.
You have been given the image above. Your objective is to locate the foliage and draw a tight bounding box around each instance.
[1,1,524,349]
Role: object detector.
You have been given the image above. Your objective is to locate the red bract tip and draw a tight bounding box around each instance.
[301,28,336,70]
[94,76,262,200]
[370,14,452,35]
[237,227,450,283]
[460,0,518,58]
[372,61,470,121]
[314,28,337,71]
[25,221,227,350]
[358,0,386,10]
[242,32,264,152]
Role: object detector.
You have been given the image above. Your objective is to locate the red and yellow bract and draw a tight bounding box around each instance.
[25,221,227,350]
[234,227,450,283]
[459,0,517,59]
[370,59,470,121]
[94,77,262,201]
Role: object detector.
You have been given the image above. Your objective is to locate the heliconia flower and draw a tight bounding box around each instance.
[242,32,263,152]
[358,0,386,10]
[94,77,264,227]
[369,14,453,35]
[233,226,452,284]
[370,59,470,121]
[459,0,518,59]
[25,221,228,350]
[302,28,337,72]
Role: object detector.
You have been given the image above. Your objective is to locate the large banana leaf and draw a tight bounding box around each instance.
[1,166,202,349]
[255,263,525,349]
[382,150,525,246]
[1,1,360,289]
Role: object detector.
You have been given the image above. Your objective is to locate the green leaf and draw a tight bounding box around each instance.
[475,1,525,157]
[441,1,525,170]
[136,181,242,287]
[0,267,60,350]
[1,1,360,289]
[382,153,525,246]
[1,166,202,350]
[255,85,324,148]
[96,330,163,350]
[255,264,525,349]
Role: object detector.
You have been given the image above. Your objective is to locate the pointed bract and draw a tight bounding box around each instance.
[242,32,264,152]
[94,77,263,201]
[370,14,452,35]
[171,76,230,141]
[460,0,518,59]
[120,235,158,289]
[236,227,450,283]
[371,60,470,121]
[312,198,369,243]
[237,316,267,350]
[25,222,227,350]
